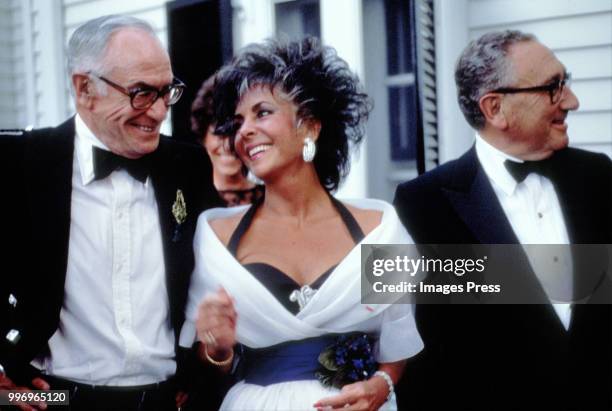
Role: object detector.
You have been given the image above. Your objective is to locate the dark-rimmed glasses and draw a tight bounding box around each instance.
[88,72,186,110]
[492,73,572,104]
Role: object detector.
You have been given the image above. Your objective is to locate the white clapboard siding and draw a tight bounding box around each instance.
[570,79,612,112]
[0,0,20,128]
[468,0,612,157]
[469,0,612,28]
[568,112,612,144]
[470,13,612,50]
[556,46,612,80]
[0,6,12,48]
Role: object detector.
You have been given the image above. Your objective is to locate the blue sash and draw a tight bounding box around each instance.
[242,336,335,386]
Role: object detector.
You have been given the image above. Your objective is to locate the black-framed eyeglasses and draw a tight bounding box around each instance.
[492,73,572,104]
[88,72,186,110]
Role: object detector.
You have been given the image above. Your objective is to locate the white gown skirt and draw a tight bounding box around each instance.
[220,379,397,411]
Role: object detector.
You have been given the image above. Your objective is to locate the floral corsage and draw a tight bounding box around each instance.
[316,333,378,388]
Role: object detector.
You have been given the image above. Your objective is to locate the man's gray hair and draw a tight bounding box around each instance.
[455,30,536,129]
[67,14,157,77]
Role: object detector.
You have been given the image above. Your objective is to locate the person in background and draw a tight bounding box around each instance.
[393,30,611,411]
[0,14,221,411]
[191,74,264,206]
[180,37,424,410]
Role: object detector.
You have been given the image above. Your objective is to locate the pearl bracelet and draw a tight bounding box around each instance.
[374,370,394,401]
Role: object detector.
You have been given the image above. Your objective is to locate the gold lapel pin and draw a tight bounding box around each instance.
[172,189,187,225]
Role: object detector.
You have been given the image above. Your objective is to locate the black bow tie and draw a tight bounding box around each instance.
[93,147,151,183]
[504,158,554,183]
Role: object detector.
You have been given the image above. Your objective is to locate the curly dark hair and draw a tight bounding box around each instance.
[213,36,371,192]
[190,73,218,138]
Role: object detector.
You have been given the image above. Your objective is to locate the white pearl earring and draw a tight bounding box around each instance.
[302,137,316,162]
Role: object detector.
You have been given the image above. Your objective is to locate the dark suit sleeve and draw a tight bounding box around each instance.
[393,175,449,244]
[0,132,37,383]
[594,151,612,242]
[600,152,612,242]
[0,135,24,310]
[0,135,20,315]
[393,181,424,241]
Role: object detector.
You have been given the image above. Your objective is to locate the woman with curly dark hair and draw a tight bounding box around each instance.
[191,74,264,206]
[181,37,423,410]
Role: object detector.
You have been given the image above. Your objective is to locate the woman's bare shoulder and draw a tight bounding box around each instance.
[209,212,246,246]
[345,203,383,236]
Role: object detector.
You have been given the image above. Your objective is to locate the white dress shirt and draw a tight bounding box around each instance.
[475,134,573,330]
[32,115,175,385]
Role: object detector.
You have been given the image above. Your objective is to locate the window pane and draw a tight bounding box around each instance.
[276,0,321,40]
[384,0,414,75]
[388,86,418,161]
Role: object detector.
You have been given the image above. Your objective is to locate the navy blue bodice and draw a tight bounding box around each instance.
[227,194,364,314]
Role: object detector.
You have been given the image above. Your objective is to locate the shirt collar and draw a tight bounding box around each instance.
[475,133,524,196]
[75,114,110,185]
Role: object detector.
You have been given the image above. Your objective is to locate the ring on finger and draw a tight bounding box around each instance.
[203,330,217,346]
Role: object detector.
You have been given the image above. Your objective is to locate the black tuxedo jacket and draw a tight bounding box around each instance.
[393,146,612,410]
[0,118,222,384]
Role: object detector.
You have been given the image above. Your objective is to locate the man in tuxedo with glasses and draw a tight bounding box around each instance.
[0,14,221,410]
[394,30,611,410]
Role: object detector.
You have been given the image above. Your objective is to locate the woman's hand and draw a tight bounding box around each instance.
[313,375,390,411]
[196,287,237,362]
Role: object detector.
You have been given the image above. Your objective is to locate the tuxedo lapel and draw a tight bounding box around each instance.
[441,147,519,245]
[150,147,176,261]
[25,118,75,300]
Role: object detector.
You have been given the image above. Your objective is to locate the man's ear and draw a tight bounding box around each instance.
[479,93,508,130]
[73,74,95,109]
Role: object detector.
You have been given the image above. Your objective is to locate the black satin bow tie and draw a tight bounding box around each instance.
[93,147,151,183]
[504,158,554,183]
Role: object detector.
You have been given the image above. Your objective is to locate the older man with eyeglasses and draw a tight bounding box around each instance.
[393,30,611,410]
[0,14,222,411]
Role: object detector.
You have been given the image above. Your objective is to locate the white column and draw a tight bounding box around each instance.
[18,0,36,127]
[321,0,367,198]
[32,0,66,127]
[231,0,275,50]
[434,0,473,163]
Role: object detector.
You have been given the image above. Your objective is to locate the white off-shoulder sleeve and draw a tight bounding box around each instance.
[375,303,423,363]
